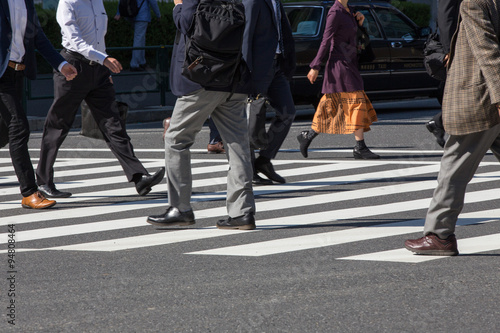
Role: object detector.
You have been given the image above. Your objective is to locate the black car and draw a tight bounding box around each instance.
[284,0,440,105]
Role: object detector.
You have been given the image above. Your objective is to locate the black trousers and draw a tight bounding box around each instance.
[36,52,147,187]
[0,67,38,197]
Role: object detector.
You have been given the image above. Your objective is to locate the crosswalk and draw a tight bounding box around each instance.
[1,148,499,263]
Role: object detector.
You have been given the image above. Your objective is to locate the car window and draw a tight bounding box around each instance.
[285,6,323,37]
[357,9,382,40]
[374,8,416,40]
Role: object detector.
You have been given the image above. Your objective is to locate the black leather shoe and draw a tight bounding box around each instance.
[135,168,165,196]
[426,120,446,148]
[254,157,285,184]
[252,173,273,185]
[146,206,195,226]
[353,146,380,159]
[38,184,72,198]
[216,213,256,230]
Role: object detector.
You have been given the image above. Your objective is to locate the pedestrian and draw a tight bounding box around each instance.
[146,0,256,230]
[114,0,161,71]
[405,0,500,256]
[297,0,379,160]
[0,0,77,209]
[425,0,463,148]
[36,0,165,199]
[242,0,297,185]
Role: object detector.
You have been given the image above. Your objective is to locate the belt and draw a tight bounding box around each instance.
[8,61,25,71]
[64,49,98,66]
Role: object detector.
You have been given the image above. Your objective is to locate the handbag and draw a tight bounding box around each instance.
[80,100,128,140]
[357,25,375,62]
[246,94,269,150]
[423,32,447,81]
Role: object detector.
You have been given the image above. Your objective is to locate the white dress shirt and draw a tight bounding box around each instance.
[56,0,109,65]
[7,0,27,62]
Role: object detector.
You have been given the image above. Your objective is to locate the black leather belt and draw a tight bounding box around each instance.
[64,49,98,66]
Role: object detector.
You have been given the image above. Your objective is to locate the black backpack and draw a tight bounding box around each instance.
[181,0,245,88]
[119,0,145,18]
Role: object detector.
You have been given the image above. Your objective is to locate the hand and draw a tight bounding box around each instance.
[444,53,450,67]
[103,57,123,74]
[307,69,319,84]
[60,63,78,81]
[497,104,500,117]
[354,11,365,27]
[114,14,120,20]
[174,0,182,5]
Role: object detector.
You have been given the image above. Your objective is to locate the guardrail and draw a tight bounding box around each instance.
[23,45,173,109]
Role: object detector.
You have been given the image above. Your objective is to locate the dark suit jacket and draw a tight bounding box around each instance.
[0,0,64,80]
[242,0,295,94]
[442,0,500,135]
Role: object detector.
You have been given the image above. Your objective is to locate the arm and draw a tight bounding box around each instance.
[173,0,197,35]
[438,0,461,53]
[308,9,339,83]
[31,7,77,80]
[461,0,500,104]
[149,0,162,19]
[242,0,259,74]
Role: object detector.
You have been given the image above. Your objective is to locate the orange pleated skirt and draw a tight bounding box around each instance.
[311,91,378,134]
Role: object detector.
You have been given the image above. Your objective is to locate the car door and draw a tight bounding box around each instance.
[372,5,435,91]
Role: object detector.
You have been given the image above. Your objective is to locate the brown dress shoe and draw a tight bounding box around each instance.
[21,191,56,209]
[207,141,225,154]
[162,117,171,141]
[405,233,458,256]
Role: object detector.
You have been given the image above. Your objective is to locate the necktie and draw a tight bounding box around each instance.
[275,0,284,54]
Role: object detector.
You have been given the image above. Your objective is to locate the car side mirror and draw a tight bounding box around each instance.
[418,26,432,38]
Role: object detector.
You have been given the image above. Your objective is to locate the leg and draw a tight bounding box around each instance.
[130,21,148,69]
[165,89,224,212]
[210,93,255,218]
[0,70,37,196]
[85,66,148,182]
[424,123,500,238]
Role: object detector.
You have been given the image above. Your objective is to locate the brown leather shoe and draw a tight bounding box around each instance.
[405,233,458,256]
[207,141,225,154]
[21,191,56,209]
[162,117,171,141]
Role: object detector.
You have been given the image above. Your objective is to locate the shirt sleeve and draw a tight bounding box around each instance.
[310,8,339,70]
[56,1,108,64]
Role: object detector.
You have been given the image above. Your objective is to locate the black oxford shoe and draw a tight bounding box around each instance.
[38,184,72,198]
[425,120,446,148]
[216,213,256,230]
[353,146,380,160]
[147,206,195,227]
[254,157,285,184]
[135,168,165,196]
[252,173,273,186]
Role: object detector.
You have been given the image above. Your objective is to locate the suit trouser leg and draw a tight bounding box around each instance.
[84,67,148,181]
[0,69,38,196]
[165,89,225,212]
[210,94,255,217]
[37,70,84,187]
[259,60,296,160]
[424,123,500,238]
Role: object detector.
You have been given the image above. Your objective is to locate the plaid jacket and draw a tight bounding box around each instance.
[443,0,500,135]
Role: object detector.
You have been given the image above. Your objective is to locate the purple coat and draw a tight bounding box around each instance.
[309,1,363,93]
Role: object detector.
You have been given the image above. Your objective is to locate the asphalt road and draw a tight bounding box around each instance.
[1,98,499,332]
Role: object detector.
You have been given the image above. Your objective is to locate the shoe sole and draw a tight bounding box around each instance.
[207,151,225,154]
[405,245,458,256]
[216,224,256,230]
[146,219,196,227]
[353,153,380,160]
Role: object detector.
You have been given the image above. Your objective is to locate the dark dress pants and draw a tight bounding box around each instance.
[253,56,296,160]
[0,68,38,197]
[36,57,147,187]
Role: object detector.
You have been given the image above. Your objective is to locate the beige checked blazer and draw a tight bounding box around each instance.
[442,0,500,135]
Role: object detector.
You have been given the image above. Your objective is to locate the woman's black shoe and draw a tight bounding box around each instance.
[297,130,318,158]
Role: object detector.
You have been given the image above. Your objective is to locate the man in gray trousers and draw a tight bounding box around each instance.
[405,0,500,256]
[146,0,256,230]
